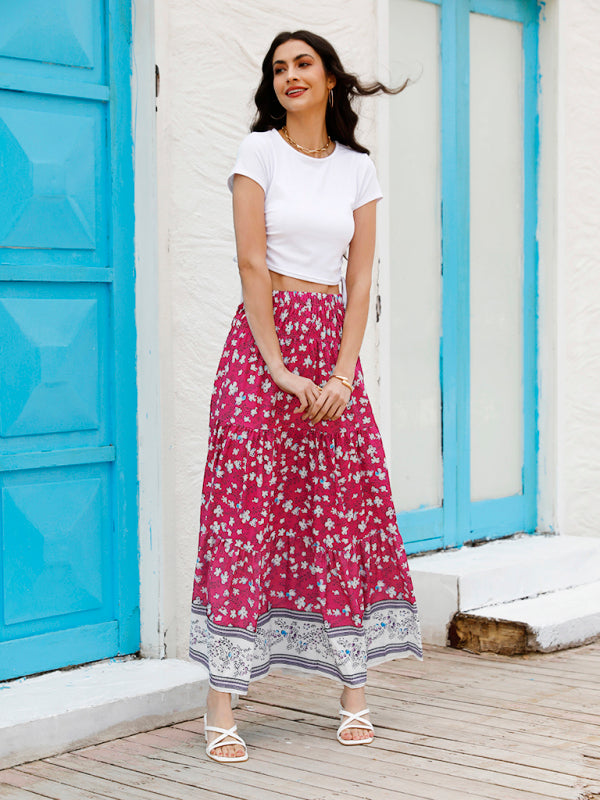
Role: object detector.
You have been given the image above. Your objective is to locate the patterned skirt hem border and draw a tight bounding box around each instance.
[189,597,423,695]
[188,646,424,696]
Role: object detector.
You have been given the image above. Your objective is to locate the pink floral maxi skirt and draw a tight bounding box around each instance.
[189,290,423,693]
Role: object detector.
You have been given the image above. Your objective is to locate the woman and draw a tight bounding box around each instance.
[190,30,423,764]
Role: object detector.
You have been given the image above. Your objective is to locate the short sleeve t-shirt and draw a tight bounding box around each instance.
[227,129,383,286]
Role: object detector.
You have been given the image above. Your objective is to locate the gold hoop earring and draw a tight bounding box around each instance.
[329,88,334,108]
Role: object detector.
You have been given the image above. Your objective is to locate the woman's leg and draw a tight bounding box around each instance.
[339,685,373,741]
[205,686,246,758]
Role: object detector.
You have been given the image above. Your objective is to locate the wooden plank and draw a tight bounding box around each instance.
[156,717,571,800]
[232,698,593,768]
[17,762,176,800]
[404,651,600,686]
[124,729,495,800]
[367,678,600,731]
[0,770,34,790]
[182,700,590,769]
[366,675,600,733]
[131,727,424,800]
[449,613,533,654]
[383,644,600,687]
[0,786,53,800]
[278,661,600,727]
[367,668,600,722]
[127,735,431,800]
[81,733,484,800]
[51,750,423,800]
[221,705,599,785]
[4,639,599,800]
[247,675,599,750]
[47,754,227,800]
[74,741,352,800]
[394,644,600,687]
[375,657,600,695]
[343,666,599,727]
[0,765,112,800]
[368,675,600,724]
[212,705,600,782]
[408,641,600,671]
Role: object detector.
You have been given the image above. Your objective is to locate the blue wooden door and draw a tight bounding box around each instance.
[0,0,139,680]
[388,0,540,554]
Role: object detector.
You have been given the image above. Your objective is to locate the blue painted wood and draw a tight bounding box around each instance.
[0,622,118,683]
[470,494,530,535]
[0,267,113,282]
[0,1,105,84]
[0,0,138,681]
[107,0,139,655]
[405,537,444,556]
[393,0,539,554]
[470,0,526,22]
[443,0,471,550]
[398,507,444,555]
[0,89,109,268]
[0,447,115,472]
[0,73,109,101]
[522,0,540,535]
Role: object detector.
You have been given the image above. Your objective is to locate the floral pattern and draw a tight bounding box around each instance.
[190,291,423,693]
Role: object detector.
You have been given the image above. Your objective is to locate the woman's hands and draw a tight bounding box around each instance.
[270,366,351,425]
[304,377,351,424]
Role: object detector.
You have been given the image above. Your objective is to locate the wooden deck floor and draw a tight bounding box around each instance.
[1,641,599,800]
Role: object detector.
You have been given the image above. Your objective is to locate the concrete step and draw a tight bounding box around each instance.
[407,533,600,645]
[0,657,211,769]
[448,580,600,655]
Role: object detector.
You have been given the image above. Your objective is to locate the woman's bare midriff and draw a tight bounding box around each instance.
[269,269,340,295]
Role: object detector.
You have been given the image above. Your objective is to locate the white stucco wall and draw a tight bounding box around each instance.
[556,0,600,540]
[153,0,383,658]
[144,0,600,660]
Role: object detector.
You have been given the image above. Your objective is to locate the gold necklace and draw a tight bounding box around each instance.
[281,126,332,156]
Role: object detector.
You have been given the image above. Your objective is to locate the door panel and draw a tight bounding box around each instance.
[0,91,108,265]
[0,0,138,681]
[388,0,539,553]
[0,1,104,81]
[469,12,524,502]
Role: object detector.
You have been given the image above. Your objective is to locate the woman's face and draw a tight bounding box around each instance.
[272,39,335,116]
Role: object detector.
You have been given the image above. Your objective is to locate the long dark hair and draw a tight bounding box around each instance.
[251,30,408,155]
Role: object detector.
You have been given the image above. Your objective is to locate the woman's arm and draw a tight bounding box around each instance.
[334,199,377,379]
[232,174,322,412]
[232,174,282,373]
[304,199,377,424]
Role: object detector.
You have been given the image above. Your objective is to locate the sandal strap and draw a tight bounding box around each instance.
[205,723,247,753]
[338,707,374,733]
[204,722,238,735]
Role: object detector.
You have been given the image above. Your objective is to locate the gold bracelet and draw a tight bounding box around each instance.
[332,374,353,391]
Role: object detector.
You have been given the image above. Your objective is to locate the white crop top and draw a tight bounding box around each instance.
[227,128,383,287]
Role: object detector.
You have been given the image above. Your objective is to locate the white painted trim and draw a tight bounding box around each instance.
[131,0,176,657]
[536,0,560,535]
[376,0,394,471]
[554,0,565,538]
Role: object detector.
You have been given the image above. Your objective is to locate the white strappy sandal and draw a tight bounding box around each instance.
[203,712,249,763]
[336,705,375,745]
